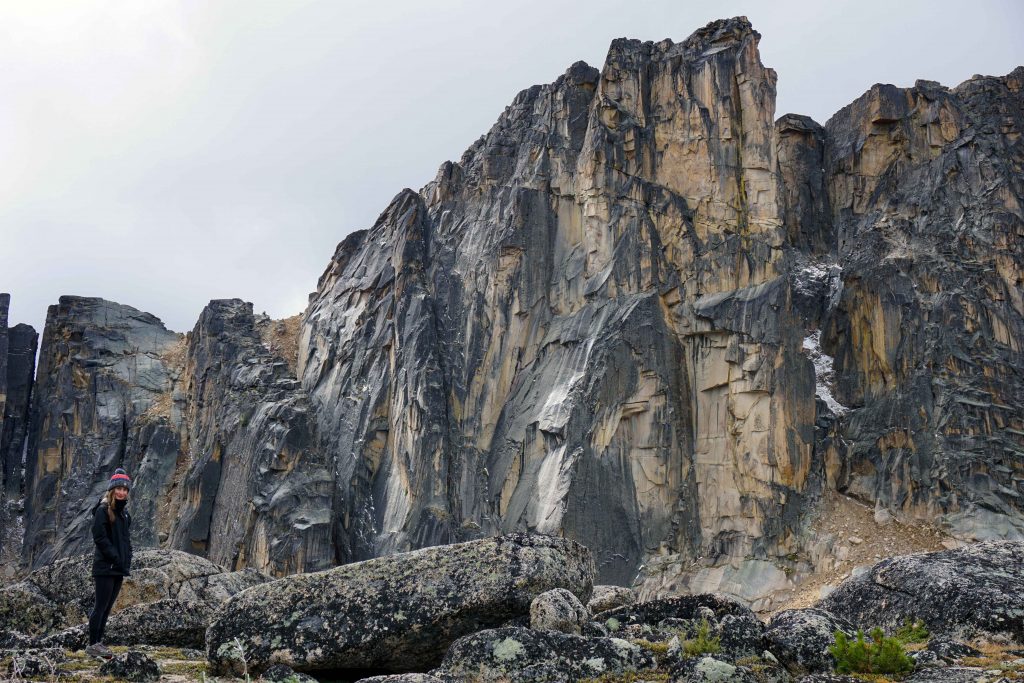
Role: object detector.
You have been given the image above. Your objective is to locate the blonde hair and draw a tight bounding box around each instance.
[102,488,129,523]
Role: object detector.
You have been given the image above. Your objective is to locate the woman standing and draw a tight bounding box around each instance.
[84,468,133,658]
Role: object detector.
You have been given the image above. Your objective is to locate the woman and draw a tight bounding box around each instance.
[85,468,133,658]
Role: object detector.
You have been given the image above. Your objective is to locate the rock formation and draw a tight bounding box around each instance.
[0,294,37,567]
[8,17,1023,613]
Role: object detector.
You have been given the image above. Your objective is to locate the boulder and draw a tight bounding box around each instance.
[0,629,34,649]
[261,663,319,682]
[105,598,215,648]
[595,594,754,629]
[530,588,589,634]
[5,648,66,679]
[763,608,855,672]
[717,613,766,660]
[587,585,637,614]
[436,626,654,682]
[98,651,161,682]
[207,533,595,675]
[817,541,1024,642]
[4,548,268,636]
[671,655,758,683]
[0,581,74,635]
[903,669,989,683]
[38,625,87,650]
[925,639,981,663]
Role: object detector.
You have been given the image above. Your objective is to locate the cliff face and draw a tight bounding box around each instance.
[820,71,1024,539]
[21,297,180,567]
[300,18,817,589]
[14,18,1023,605]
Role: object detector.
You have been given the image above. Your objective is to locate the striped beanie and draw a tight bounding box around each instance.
[107,468,131,491]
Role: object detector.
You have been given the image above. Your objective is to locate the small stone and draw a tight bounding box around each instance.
[874,508,893,526]
[848,536,864,545]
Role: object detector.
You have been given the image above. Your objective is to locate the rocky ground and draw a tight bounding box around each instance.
[1,534,1022,683]
[779,492,952,612]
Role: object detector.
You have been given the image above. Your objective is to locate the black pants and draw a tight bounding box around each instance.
[88,575,123,645]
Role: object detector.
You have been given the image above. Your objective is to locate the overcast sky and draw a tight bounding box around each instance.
[2,0,1021,337]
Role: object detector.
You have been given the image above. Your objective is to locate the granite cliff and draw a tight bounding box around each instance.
[7,17,1022,607]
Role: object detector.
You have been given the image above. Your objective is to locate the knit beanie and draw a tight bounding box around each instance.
[107,468,131,491]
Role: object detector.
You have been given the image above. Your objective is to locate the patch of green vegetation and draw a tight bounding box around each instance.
[830,628,914,677]
[682,618,721,659]
[893,618,929,644]
[162,660,209,677]
[632,638,671,657]
[582,671,671,683]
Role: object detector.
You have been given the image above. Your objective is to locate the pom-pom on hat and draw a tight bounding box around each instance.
[108,468,131,491]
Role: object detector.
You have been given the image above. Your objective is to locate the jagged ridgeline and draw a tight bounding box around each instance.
[7,17,1023,606]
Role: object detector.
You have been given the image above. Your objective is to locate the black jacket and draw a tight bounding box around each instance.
[91,499,133,577]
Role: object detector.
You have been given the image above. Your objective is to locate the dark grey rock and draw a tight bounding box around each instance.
[596,594,756,629]
[98,651,161,682]
[817,541,1024,641]
[904,668,987,683]
[437,626,655,682]
[764,608,855,673]
[718,612,766,660]
[911,649,943,668]
[207,533,595,675]
[529,587,589,634]
[926,639,982,663]
[0,629,34,649]
[261,663,319,682]
[5,647,66,679]
[38,624,87,650]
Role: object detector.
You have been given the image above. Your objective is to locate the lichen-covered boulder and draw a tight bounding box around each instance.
[718,613,766,660]
[261,663,319,682]
[530,588,589,634]
[587,585,636,614]
[207,533,595,675]
[595,593,754,629]
[763,608,855,672]
[5,548,268,635]
[671,655,758,683]
[38,624,87,650]
[98,651,161,682]
[105,598,215,648]
[0,580,75,635]
[903,669,991,683]
[925,639,981,663]
[817,541,1024,642]
[436,626,654,682]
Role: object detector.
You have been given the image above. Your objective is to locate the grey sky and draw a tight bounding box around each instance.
[2,0,1021,337]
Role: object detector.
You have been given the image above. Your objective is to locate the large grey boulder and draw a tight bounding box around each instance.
[587,585,636,614]
[207,533,595,675]
[529,588,589,634]
[817,541,1024,642]
[105,598,215,648]
[435,626,654,682]
[763,608,855,673]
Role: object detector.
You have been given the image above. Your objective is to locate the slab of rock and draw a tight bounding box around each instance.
[105,598,215,648]
[436,626,654,682]
[587,585,636,614]
[764,608,855,672]
[207,533,595,675]
[926,639,982,663]
[672,655,758,683]
[530,588,589,634]
[817,541,1024,641]
[261,663,319,682]
[98,651,161,682]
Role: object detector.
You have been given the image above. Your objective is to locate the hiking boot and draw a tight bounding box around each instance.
[85,643,113,658]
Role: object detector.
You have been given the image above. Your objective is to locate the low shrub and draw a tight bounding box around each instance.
[830,627,914,676]
[894,618,930,644]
